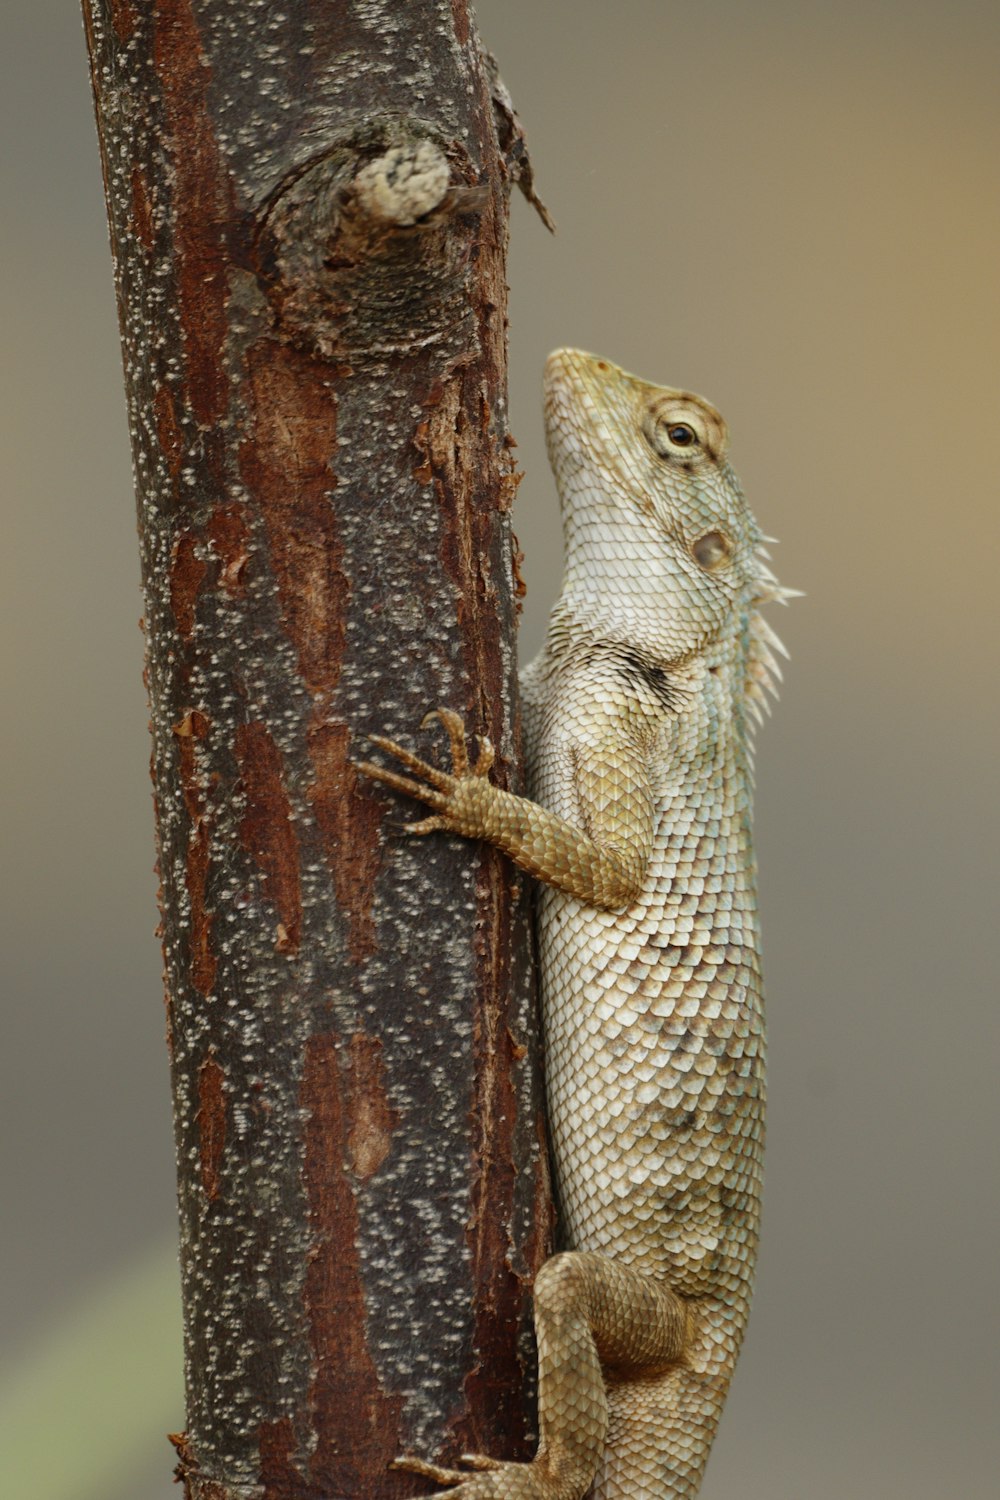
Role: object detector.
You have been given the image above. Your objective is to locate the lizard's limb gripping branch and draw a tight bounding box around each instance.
[391,1251,690,1499]
[358,708,651,910]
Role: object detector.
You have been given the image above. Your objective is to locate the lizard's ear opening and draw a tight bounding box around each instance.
[691,531,733,571]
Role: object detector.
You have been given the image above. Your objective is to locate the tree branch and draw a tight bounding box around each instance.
[81,3,551,1495]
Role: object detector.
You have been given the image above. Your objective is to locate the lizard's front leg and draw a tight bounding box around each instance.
[391,1251,689,1500]
[357,708,651,910]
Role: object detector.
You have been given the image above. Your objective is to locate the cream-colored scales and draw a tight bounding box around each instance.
[360,350,791,1499]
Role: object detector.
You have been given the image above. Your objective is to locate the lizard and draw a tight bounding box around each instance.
[358,349,793,1499]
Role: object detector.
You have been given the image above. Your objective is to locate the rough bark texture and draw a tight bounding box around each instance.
[82,4,551,1497]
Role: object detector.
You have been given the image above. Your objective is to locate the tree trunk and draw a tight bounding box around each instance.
[81,4,551,1496]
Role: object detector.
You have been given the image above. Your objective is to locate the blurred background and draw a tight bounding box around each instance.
[2,2,998,1497]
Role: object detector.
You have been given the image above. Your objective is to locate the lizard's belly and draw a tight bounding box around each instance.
[537,853,765,1302]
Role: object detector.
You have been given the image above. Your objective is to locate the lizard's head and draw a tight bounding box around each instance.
[543,349,782,668]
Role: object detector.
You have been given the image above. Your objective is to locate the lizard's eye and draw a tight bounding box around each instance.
[692,530,732,570]
[643,406,706,459]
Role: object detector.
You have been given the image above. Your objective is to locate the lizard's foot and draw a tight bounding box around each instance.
[357,708,495,837]
[391,1452,557,1498]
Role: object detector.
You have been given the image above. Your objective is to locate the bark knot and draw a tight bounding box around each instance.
[253,117,484,361]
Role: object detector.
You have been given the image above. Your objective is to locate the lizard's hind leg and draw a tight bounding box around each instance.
[596,1300,740,1500]
[532,1251,692,1498]
[394,1251,689,1499]
[596,1372,716,1500]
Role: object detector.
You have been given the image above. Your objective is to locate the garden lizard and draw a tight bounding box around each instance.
[359,349,792,1499]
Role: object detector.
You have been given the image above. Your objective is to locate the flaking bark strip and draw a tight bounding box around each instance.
[170,533,207,642]
[306,721,382,966]
[152,0,233,429]
[234,722,302,956]
[197,1053,227,1202]
[484,49,556,233]
[206,504,251,597]
[457,855,536,1459]
[345,1031,400,1183]
[173,711,216,998]
[237,342,345,696]
[154,386,184,478]
[109,0,137,43]
[301,1033,404,1494]
[130,163,156,252]
[257,1416,302,1500]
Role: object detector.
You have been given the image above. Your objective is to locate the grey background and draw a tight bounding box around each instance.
[2,2,998,1497]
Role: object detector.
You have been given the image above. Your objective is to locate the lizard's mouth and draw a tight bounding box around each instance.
[543,349,631,489]
[544,347,620,404]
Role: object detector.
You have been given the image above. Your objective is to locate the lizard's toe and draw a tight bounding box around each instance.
[391,1454,561,1498]
[456,1452,505,1471]
[472,736,495,777]
[390,1454,469,1485]
[422,706,471,776]
[366,734,453,790]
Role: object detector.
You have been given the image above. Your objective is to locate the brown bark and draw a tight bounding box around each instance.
[81,4,551,1496]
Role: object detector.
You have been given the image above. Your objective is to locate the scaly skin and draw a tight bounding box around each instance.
[360,350,792,1499]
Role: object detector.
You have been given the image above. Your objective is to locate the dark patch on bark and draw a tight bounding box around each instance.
[306,720,381,965]
[234,721,302,955]
[301,1033,404,1494]
[197,1052,226,1201]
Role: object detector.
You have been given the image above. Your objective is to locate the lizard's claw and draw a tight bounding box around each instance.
[472,735,495,778]
[455,1454,506,1471]
[354,759,448,812]
[421,706,470,775]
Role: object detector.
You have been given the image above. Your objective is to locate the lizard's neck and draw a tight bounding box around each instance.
[541,587,754,693]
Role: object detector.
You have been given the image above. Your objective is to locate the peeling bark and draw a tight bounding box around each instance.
[82,4,551,1496]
